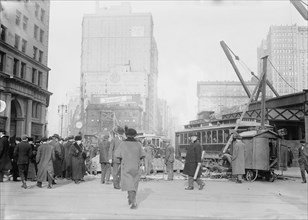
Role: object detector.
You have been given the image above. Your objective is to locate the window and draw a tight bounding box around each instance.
[32,68,37,83]
[34,25,38,39]
[38,71,42,86]
[33,46,37,59]
[39,29,44,43]
[35,3,39,17]
[16,10,21,26]
[22,16,28,30]
[0,51,5,72]
[21,39,27,53]
[0,25,6,41]
[14,34,20,49]
[38,50,43,63]
[20,62,26,79]
[40,9,45,22]
[13,58,19,76]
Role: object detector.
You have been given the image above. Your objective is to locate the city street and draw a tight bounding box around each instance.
[0,168,307,220]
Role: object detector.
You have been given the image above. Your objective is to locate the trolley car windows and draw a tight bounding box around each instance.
[184,133,188,144]
[224,130,230,143]
[212,131,217,143]
[180,134,184,144]
[207,131,211,143]
[201,132,206,144]
[218,130,223,143]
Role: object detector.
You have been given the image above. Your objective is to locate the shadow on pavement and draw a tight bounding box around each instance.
[137,187,154,205]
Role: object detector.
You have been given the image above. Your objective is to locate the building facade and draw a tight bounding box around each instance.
[197,81,261,114]
[0,1,51,139]
[81,3,158,133]
[258,25,308,95]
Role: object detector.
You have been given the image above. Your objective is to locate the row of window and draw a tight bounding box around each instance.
[179,129,230,145]
[0,50,44,87]
[15,10,45,44]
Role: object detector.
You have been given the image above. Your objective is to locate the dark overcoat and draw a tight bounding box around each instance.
[183,141,202,177]
[298,144,308,166]
[63,141,73,173]
[50,140,64,176]
[115,139,145,191]
[231,140,245,175]
[14,141,32,165]
[99,139,110,163]
[0,136,12,171]
[109,136,123,164]
[36,143,55,182]
[70,142,85,180]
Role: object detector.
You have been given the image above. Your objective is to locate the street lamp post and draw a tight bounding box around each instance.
[58,104,67,138]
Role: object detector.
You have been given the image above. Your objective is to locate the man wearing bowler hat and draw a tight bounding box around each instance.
[182,132,205,190]
[298,140,308,183]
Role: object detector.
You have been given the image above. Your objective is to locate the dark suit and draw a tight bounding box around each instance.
[298,144,308,182]
[0,136,11,182]
[14,141,32,181]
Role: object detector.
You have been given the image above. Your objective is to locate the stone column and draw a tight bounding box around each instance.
[26,99,32,136]
[4,93,11,136]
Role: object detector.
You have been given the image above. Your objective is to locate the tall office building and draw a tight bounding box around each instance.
[0,1,51,139]
[258,25,308,95]
[81,2,158,133]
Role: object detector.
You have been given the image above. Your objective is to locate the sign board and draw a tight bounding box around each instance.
[76,121,83,129]
[100,96,132,104]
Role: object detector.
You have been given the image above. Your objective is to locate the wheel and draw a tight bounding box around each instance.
[265,171,276,182]
[245,169,258,182]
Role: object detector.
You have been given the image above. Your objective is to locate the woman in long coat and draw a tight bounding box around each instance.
[231,134,245,183]
[115,128,145,209]
[70,135,86,184]
[36,137,55,188]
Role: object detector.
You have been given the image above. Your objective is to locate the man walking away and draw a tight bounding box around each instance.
[165,141,175,181]
[14,135,32,189]
[115,128,145,209]
[36,137,55,189]
[63,135,74,179]
[99,135,111,184]
[0,129,11,182]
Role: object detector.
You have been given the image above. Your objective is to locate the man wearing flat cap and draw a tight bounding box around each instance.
[298,140,308,183]
[182,132,205,190]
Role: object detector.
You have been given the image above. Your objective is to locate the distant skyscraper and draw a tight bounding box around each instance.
[258,25,308,95]
[81,2,158,133]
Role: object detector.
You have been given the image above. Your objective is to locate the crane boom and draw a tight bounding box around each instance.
[290,0,308,20]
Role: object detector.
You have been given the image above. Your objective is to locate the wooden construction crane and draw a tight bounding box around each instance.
[290,0,308,20]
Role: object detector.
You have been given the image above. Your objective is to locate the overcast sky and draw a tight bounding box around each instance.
[47,0,307,135]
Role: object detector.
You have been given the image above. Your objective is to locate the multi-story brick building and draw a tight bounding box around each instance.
[0,1,51,139]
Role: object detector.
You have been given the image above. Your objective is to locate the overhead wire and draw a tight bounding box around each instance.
[267,58,299,93]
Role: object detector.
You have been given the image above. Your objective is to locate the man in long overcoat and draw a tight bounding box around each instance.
[36,137,55,188]
[50,134,64,179]
[70,135,86,184]
[231,134,245,183]
[115,128,145,209]
[99,135,111,184]
[165,142,175,180]
[298,140,308,183]
[0,130,11,182]
[63,135,74,179]
[108,126,125,189]
[183,133,205,190]
[14,135,32,188]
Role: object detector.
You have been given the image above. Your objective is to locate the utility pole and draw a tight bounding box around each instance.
[58,104,67,138]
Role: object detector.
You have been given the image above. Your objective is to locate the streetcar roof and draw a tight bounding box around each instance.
[175,121,271,133]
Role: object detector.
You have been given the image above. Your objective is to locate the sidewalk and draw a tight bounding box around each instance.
[276,166,302,179]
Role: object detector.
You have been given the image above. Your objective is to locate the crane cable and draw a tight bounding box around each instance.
[267,58,299,93]
[300,0,308,7]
